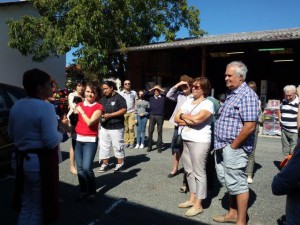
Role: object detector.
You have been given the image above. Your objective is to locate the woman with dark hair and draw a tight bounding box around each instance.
[73,81,103,202]
[8,68,69,225]
[98,80,127,173]
[175,77,214,217]
[67,79,86,175]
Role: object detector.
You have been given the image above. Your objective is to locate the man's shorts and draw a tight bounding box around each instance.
[215,145,249,195]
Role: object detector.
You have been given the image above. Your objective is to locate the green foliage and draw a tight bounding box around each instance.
[7,0,204,78]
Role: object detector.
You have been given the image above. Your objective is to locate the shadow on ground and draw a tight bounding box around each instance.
[1,176,211,225]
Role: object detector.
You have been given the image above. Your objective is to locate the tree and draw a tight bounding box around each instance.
[7,0,204,79]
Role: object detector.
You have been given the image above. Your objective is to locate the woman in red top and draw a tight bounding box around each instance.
[74,81,103,202]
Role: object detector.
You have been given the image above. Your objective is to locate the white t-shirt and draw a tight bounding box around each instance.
[120,90,137,113]
[180,98,214,143]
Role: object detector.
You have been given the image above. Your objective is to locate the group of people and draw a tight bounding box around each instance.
[8,60,299,225]
[164,61,259,225]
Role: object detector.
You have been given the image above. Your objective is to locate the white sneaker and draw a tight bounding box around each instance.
[98,163,109,173]
[135,144,140,149]
[247,177,253,184]
[113,163,124,172]
[139,144,144,149]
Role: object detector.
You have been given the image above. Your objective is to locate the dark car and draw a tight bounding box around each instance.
[0,83,26,175]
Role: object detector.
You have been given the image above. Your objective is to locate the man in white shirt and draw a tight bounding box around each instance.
[120,80,138,148]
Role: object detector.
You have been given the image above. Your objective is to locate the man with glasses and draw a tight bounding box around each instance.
[120,80,138,148]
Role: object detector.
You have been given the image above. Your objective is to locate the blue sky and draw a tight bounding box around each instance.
[184,0,300,35]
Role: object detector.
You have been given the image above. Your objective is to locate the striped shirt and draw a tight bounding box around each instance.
[214,82,259,153]
[280,97,299,134]
[272,139,300,225]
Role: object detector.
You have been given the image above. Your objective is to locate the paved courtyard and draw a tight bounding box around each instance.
[0,123,287,225]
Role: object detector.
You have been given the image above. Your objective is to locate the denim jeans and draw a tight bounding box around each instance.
[18,171,42,225]
[136,116,148,145]
[75,140,98,195]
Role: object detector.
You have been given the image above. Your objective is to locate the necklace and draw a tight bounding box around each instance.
[193,97,206,105]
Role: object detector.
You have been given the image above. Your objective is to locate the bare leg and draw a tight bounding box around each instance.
[188,192,196,204]
[225,193,248,225]
[189,192,202,210]
[236,192,249,225]
[171,152,181,174]
[102,159,109,164]
[70,146,77,174]
[117,158,124,165]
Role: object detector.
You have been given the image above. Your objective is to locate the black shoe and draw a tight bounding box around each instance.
[147,147,152,152]
[76,193,88,201]
[86,194,95,203]
[158,148,162,153]
[167,171,178,178]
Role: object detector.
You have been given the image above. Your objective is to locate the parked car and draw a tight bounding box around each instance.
[0,83,26,175]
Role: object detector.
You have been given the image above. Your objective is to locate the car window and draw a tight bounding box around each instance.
[0,84,26,110]
[6,91,19,104]
[5,87,26,102]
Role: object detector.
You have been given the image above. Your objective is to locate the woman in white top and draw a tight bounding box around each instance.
[8,68,68,225]
[67,79,85,174]
[175,77,214,217]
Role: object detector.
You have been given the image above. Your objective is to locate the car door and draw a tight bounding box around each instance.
[0,84,26,174]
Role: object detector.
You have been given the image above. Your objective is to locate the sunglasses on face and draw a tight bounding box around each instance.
[124,83,131,85]
[192,85,201,90]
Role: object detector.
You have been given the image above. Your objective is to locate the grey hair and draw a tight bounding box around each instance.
[226,61,248,80]
[283,85,296,93]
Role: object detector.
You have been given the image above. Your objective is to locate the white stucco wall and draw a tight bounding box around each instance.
[0,2,66,88]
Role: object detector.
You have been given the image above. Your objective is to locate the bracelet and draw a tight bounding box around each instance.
[179,113,184,120]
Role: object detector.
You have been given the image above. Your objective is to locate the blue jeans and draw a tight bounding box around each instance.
[75,140,98,195]
[136,116,148,145]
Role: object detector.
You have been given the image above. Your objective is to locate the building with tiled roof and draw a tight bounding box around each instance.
[124,27,300,111]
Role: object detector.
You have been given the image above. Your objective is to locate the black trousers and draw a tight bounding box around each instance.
[148,115,164,149]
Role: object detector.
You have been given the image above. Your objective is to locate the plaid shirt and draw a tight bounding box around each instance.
[214,82,259,153]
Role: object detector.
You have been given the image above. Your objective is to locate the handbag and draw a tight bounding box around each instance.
[173,100,203,149]
[173,130,183,149]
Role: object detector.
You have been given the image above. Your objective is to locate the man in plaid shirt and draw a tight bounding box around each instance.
[212,61,259,225]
